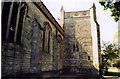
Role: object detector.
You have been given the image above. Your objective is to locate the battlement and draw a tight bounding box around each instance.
[65,10,90,19]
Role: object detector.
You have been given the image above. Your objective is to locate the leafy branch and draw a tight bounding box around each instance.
[99,0,120,22]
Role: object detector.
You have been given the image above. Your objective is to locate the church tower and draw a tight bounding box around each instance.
[90,3,102,70]
[60,3,101,74]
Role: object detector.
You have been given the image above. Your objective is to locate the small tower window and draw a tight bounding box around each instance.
[76,45,79,52]
[73,44,75,52]
[88,56,90,60]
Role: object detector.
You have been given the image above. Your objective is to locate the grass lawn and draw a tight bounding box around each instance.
[108,67,120,72]
[105,72,120,76]
[105,67,120,76]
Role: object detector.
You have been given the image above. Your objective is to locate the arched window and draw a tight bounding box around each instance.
[42,29,45,51]
[43,22,52,53]
[8,2,19,41]
[47,30,51,53]
[2,2,27,43]
[16,3,27,43]
[73,44,79,52]
[2,2,11,40]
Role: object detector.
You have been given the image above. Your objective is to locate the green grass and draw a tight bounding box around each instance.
[108,67,120,72]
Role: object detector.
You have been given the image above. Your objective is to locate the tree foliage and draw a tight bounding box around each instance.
[102,42,119,60]
[100,41,120,74]
[99,0,120,22]
[113,60,120,68]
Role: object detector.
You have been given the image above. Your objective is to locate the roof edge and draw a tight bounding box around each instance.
[33,2,64,36]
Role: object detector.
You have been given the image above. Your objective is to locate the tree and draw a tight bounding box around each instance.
[113,30,120,44]
[100,41,120,75]
[99,0,120,22]
[113,60,120,68]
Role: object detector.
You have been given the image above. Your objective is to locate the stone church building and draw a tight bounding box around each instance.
[58,4,101,74]
[2,1,101,78]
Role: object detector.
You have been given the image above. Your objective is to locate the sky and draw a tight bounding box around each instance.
[41,0,118,46]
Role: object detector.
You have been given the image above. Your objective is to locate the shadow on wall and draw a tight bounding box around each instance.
[63,19,100,75]
[63,39,99,75]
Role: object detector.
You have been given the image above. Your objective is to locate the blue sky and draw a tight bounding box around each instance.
[42,0,118,46]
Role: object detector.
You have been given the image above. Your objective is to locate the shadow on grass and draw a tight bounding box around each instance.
[105,72,120,76]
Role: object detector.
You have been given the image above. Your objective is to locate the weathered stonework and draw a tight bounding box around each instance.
[2,1,101,78]
[59,4,101,74]
[2,2,64,78]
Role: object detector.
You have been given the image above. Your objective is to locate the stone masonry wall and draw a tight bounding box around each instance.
[2,42,24,76]
[2,2,64,77]
[64,10,95,73]
[26,2,64,72]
